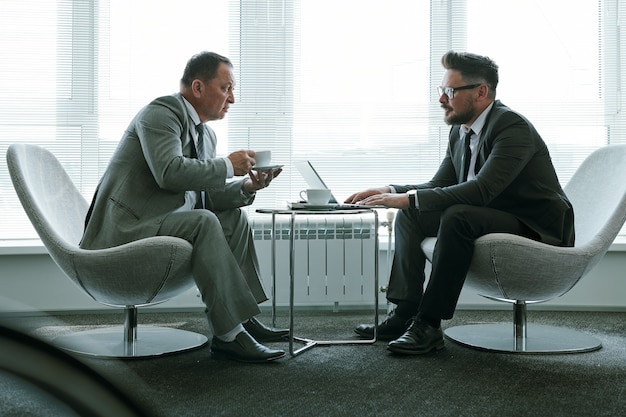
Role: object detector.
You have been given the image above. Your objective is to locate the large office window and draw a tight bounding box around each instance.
[1,0,625,241]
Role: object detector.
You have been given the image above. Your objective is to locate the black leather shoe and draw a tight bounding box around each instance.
[386,319,444,355]
[211,331,285,363]
[354,311,410,341]
[243,317,289,342]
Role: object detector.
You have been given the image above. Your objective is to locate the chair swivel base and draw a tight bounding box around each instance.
[444,323,602,354]
[53,326,208,358]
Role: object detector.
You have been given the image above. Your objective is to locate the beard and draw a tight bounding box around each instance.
[442,101,476,125]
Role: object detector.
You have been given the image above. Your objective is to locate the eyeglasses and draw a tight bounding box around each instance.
[437,84,482,100]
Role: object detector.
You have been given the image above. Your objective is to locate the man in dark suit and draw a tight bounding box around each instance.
[347,51,574,355]
[81,52,288,363]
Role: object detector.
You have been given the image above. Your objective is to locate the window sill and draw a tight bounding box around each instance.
[2,237,626,255]
[0,240,49,255]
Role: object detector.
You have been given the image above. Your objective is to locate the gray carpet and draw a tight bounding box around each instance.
[2,308,625,417]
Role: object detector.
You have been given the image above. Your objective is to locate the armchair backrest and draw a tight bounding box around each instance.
[7,143,89,253]
[564,144,626,272]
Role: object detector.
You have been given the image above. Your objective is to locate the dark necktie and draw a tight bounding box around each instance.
[195,124,206,208]
[462,129,474,182]
[196,124,206,160]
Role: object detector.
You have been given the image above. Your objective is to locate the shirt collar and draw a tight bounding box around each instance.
[181,95,202,127]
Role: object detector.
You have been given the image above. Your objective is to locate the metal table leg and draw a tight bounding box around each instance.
[267,208,379,357]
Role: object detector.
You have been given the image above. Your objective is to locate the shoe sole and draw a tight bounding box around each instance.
[386,341,445,355]
[252,334,289,343]
[211,349,286,363]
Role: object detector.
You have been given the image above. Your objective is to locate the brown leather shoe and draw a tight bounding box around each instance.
[354,311,411,341]
[243,317,289,342]
[386,319,444,355]
[211,331,285,363]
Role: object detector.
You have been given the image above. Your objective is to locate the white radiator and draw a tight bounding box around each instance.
[252,215,383,309]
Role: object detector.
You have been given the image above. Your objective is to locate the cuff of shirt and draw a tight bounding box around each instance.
[223,157,234,178]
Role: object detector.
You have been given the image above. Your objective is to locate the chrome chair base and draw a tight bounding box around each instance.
[53,326,208,358]
[444,323,602,354]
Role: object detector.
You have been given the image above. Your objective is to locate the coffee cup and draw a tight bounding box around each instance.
[254,150,272,167]
[300,189,331,205]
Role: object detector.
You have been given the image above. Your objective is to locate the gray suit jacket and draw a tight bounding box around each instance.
[392,100,574,247]
[81,93,254,249]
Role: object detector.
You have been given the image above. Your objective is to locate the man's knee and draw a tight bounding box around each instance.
[194,210,223,233]
[441,204,472,220]
[159,209,223,243]
[439,205,474,233]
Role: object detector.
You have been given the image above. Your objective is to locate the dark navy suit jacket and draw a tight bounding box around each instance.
[392,100,574,247]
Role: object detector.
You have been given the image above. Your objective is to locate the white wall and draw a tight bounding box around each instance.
[1,242,625,315]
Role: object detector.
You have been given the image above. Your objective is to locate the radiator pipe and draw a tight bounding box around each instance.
[379,210,395,314]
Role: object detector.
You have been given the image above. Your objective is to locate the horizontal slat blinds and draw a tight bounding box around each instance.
[1,0,624,241]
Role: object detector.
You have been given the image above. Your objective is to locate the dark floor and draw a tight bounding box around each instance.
[1,308,625,417]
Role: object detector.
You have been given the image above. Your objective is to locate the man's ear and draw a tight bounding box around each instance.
[477,84,490,99]
[191,79,203,97]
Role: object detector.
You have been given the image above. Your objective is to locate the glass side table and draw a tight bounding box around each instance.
[256,207,379,356]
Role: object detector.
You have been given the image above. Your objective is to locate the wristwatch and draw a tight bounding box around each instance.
[407,189,417,209]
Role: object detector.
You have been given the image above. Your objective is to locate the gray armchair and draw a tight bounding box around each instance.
[6,144,207,358]
[421,144,626,353]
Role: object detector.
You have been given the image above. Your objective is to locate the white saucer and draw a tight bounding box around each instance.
[252,164,283,172]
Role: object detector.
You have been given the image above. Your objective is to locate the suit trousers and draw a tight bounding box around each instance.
[157,208,268,335]
[386,204,529,320]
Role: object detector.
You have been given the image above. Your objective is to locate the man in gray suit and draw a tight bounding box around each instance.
[348,51,575,355]
[81,52,287,363]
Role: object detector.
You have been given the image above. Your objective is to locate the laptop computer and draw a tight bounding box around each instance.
[289,160,372,210]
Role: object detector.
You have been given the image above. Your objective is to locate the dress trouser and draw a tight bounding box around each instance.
[157,208,268,335]
[386,204,529,320]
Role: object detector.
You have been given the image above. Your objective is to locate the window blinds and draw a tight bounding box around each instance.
[1,0,624,241]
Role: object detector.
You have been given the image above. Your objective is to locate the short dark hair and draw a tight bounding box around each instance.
[180,51,232,87]
[441,51,499,97]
